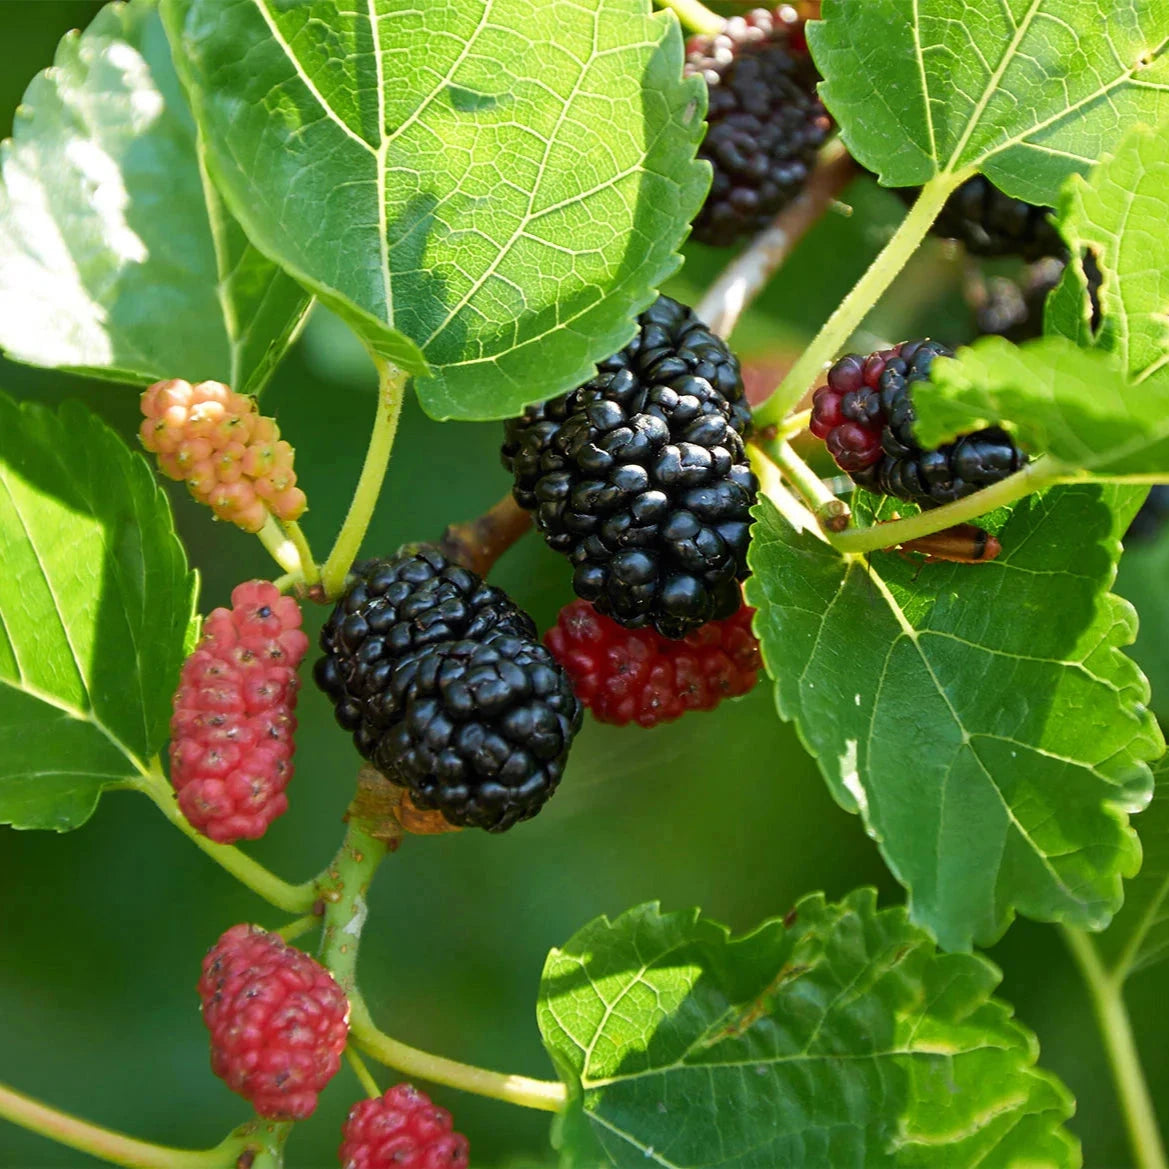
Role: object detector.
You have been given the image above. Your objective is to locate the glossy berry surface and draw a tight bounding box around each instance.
[340,1083,469,1169]
[198,924,349,1119]
[502,295,757,639]
[315,548,582,831]
[812,340,1027,505]
[140,379,306,533]
[546,599,761,728]
[169,581,308,844]
[685,7,831,245]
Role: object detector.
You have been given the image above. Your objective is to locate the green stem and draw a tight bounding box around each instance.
[754,170,968,429]
[654,0,723,36]
[748,444,823,537]
[1060,927,1168,1169]
[776,409,811,442]
[316,821,566,1114]
[130,770,316,915]
[761,439,841,513]
[275,913,321,943]
[322,359,409,600]
[256,516,300,576]
[346,1048,382,1100]
[824,455,1064,555]
[281,520,320,588]
[0,1081,254,1169]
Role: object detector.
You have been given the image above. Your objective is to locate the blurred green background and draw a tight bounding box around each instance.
[0,5,1165,1168]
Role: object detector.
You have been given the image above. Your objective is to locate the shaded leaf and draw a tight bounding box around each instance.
[0,392,196,830]
[0,0,310,392]
[162,0,708,420]
[745,488,1160,950]
[810,0,1169,204]
[918,336,1169,478]
[539,891,1077,1168]
[1047,120,1169,383]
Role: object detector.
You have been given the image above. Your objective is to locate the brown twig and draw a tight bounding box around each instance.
[695,140,858,339]
[436,492,532,578]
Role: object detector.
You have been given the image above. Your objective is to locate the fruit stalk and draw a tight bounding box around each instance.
[696,140,856,339]
[755,170,968,428]
[321,358,409,599]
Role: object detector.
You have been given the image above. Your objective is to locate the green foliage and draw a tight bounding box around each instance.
[745,489,1161,951]
[0,390,196,831]
[810,0,1169,203]
[919,336,1169,476]
[1047,120,1169,380]
[0,0,310,392]
[162,0,708,421]
[539,891,1077,1168]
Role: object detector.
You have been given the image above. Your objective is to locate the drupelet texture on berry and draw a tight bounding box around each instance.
[169,581,308,844]
[198,924,349,1120]
[502,295,758,639]
[685,7,832,245]
[315,548,582,832]
[811,340,1027,505]
[546,599,760,728]
[894,174,1064,262]
[340,1083,469,1169]
[140,379,306,533]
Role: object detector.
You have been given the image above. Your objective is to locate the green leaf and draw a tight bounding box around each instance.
[1095,756,1169,980]
[917,336,1169,478]
[0,392,197,831]
[539,891,1078,1169]
[810,1,1169,204]
[0,0,310,393]
[745,488,1161,951]
[1047,120,1169,383]
[161,0,707,420]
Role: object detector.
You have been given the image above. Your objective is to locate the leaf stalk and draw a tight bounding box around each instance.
[321,358,410,599]
[654,0,724,36]
[754,169,969,428]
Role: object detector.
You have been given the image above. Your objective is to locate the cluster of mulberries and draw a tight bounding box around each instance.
[169,580,308,843]
[315,547,582,831]
[685,6,831,245]
[140,378,306,533]
[340,1083,470,1169]
[197,924,349,1120]
[502,296,757,639]
[811,340,1027,505]
[546,599,760,728]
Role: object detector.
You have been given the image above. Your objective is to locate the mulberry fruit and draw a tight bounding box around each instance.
[811,340,1027,505]
[685,7,832,246]
[140,379,306,533]
[546,599,760,728]
[198,924,349,1119]
[340,1083,469,1169]
[169,581,308,843]
[315,548,582,832]
[896,174,1064,262]
[502,295,758,639]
